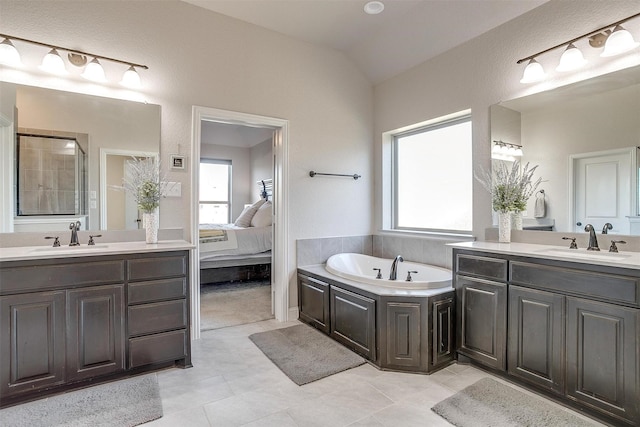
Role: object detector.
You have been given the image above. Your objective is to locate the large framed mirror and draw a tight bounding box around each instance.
[491,65,640,235]
[0,82,161,233]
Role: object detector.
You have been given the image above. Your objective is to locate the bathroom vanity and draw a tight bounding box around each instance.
[0,242,192,408]
[297,265,454,374]
[451,242,640,426]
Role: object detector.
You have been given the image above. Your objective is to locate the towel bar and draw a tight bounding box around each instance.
[309,171,361,180]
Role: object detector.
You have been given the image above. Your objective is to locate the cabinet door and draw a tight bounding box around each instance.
[0,291,65,398]
[298,274,330,333]
[67,285,125,381]
[432,296,454,369]
[508,286,564,394]
[455,275,507,370]
[566,297,639,424]
[384,301,421,369]
[330,286,376,360]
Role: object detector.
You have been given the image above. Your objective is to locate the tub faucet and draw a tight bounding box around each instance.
[584,224,600,251]
[69,221,81,246]
[602,223,613,234]
[389,255,404,280]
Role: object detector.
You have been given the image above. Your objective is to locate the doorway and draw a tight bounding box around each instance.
[190,106,289,339]
[570,147,637,235]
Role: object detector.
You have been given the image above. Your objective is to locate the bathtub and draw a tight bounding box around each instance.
[325,253,451,289]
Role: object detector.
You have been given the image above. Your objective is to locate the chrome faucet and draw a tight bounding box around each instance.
[602,223,613,234]
[389,255,404,280]
[69,221,81,246]
[584,224,600,251]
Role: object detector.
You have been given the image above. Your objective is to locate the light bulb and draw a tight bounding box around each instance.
[556,44,587,72]
[520,59,546,84]
[0,38,22,67]
[82,57,106,82]
[120,66,141,88]
[40,48,67,74]
[601,25,640,57]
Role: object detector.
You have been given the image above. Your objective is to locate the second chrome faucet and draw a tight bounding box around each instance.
[389,255,404,280]
[584,224,599,251]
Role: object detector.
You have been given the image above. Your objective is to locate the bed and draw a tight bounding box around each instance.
[199,180,273,284]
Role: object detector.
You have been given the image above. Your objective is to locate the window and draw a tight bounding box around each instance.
[199,159,231,224]
[390,112,472,234]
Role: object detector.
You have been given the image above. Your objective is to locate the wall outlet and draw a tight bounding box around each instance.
[90,200,97,209]
[165,182,181,197]
[90,191,97,199]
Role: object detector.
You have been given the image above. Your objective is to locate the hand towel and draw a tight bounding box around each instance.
[534,191,545,218]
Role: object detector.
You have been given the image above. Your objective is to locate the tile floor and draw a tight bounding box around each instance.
[145,319,604,427]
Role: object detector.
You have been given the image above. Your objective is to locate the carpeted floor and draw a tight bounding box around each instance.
[0,374,162,427]
[431,377,602,426]
[200,280,273,331]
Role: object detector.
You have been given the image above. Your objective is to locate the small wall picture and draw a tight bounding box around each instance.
[170,154,185,170]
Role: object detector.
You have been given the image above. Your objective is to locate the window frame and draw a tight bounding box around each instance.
[199,158,232,224]
[387,111,473,236]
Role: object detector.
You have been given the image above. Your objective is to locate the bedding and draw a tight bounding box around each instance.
[199,223,272,260]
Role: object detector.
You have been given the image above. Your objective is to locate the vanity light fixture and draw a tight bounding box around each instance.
[0,32,148,88]
[364,1,385,15]
[0,37,22,67]
[492,140,523,161]
[40,48,68,75]
[81,57,107,82]
[517,12,640,84]
[556,43,587,72]
[601,24,640,57]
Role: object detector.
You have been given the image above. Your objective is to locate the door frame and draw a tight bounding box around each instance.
[190,106,289,340]
[568,147,637,233]
[99,149,159,230]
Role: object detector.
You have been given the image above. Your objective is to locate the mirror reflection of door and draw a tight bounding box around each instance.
[572,148,636,235]
[100,149,157,230]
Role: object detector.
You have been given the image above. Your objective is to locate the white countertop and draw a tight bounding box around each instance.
[0,240,195,262]
[449,241,640,270]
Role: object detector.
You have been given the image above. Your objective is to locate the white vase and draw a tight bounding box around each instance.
[498,211,511,243]
[511,211,523,231]
[143,211,158,244]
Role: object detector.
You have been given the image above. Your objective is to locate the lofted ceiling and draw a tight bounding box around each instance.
[182,0,548,83]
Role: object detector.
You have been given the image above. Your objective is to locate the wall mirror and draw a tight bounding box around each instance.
[491,65,640,235]
[0,82,161,233]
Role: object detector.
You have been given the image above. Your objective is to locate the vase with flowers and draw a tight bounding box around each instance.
[120,157,168,244]
[477,161,541,243]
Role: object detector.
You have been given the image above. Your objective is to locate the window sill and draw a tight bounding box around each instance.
[377,229,475,242]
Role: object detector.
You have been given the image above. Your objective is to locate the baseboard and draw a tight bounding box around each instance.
[288,306,299,321]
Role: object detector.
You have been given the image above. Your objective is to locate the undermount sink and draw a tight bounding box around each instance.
[30,244,110,253]
[535,247,631,262]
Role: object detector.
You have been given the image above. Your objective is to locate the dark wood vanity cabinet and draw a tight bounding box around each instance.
[0,250,190,407]
[298,274,330,333]
[330,285,376,360]
[297,269,455,374]
[453,248,640,426]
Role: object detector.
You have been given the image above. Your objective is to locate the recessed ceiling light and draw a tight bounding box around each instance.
[364,1,384,15]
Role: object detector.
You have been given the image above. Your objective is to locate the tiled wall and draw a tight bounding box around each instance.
[296,234,468,269]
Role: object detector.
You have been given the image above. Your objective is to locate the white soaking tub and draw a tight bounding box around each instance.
[325,253,451,289]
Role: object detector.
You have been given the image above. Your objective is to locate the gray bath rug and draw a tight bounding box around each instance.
[0,374,163,427]
[431,377,600,426]
[249,324,365,385]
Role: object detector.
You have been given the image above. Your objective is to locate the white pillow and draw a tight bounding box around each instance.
[234,199,266,227]
[251,201,272,227]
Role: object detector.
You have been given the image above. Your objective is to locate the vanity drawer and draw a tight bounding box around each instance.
[510,261,640,306]
[127,254,186,281]
[128,299,187,336]
[0,260,125,294]
[456,254,507,282]
[128,278,186,305]
[128,329,188,368]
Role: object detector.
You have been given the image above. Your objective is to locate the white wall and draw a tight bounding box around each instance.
[251,138,273,197]
[374,0,640,241]
[0,0,373,306]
